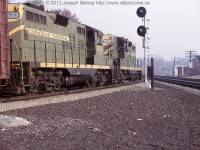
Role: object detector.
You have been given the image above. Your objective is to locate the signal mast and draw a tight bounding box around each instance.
[136,7,151,88]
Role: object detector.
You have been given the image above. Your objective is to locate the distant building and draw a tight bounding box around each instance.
[177,55,200,77]
[192,55,200,75]
[177,66,190,77]
[177,66,184,77]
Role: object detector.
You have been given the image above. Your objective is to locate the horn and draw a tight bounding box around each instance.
[136,7,146,18]
[137,26,146,37]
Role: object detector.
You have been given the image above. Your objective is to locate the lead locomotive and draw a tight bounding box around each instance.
[0,2,141,94]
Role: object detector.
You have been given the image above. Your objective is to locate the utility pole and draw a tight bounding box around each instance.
[185,50,196,76]
[171,56,177,76]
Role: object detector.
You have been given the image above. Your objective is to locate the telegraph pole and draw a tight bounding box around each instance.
[185,50,196,76]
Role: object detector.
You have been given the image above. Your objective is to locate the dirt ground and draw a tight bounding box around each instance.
[0,82,200,150]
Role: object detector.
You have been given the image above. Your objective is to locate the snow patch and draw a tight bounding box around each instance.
[0,115,31,128]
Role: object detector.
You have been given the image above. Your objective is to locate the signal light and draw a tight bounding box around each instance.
[136,7,146,18]
[137,26,146,37]
[136,7,147,37]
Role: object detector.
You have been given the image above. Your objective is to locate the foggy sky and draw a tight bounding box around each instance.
[13,0,200,60]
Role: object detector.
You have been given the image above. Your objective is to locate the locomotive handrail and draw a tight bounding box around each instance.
[19,43,30,58]
[19,43,33,76]
[13,39,24,82]
[13,39,22,59]
[113,46,122,58]
[103,43,113,56]
[111,46,123,79]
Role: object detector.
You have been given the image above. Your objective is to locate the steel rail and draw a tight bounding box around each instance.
[0,80,142,103]
[155,75,200,89]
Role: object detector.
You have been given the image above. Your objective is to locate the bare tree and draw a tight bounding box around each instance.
[24,0,44,5]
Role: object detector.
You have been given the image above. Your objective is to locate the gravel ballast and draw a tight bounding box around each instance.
[0,84,140,113]
[0,82,200,149]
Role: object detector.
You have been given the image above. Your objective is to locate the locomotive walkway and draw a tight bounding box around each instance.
[0,82,200,149]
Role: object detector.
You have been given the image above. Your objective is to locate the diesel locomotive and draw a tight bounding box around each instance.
[0,1,141,94]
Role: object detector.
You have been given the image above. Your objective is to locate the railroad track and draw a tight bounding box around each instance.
[0,80,141,103]
[155,75,200,89]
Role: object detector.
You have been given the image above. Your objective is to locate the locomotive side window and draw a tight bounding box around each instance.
[97,35,102,44]
[82,28,85,35]
[77,27,81,34]
[125,42,128,51]
[26,11,46,25]
[40,15,46,25]
[34,13,40,23]
[26,11,33,21]
[77,27,86,35]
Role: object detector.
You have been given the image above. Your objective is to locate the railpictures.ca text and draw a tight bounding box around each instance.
[45,0,150,6]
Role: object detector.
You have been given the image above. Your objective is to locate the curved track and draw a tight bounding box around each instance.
[155,75,200,89]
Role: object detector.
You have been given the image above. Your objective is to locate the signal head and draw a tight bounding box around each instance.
[137,26,146,37]
[136,7,146,18]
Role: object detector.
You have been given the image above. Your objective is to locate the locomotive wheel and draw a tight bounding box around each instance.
[112,79,117,87]
[64,89,69,94]
[91,77,97,87]
[37,82,45,92]
[86,80,91,88]
[44,75,54,92]
[30,76,38,92]
[98,80,103,87]
[130,75,136,83]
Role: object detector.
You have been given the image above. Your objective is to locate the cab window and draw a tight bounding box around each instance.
[26,11,33,21]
